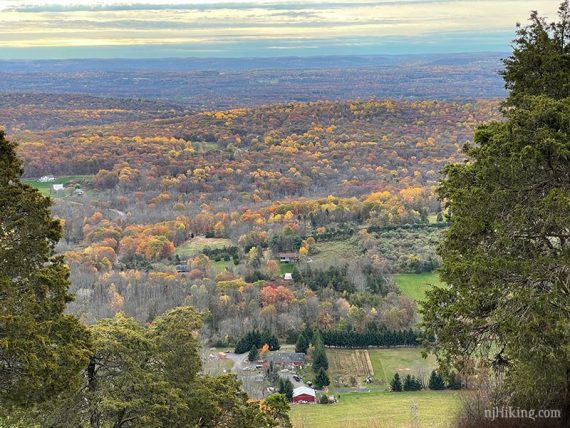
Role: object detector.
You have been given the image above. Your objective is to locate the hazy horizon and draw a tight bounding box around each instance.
[0,0,561,59]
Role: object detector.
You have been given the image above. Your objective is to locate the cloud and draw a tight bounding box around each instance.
[0,0,561,59]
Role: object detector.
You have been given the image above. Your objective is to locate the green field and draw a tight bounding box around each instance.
[24,175,93,196]
[280,262,295,274]
[212,260,236,273]
[311,240,359,267]
[326,348,437,389]
[394,272,444,302]
[175,236,233,258]
[290,390,462,428]
[367,348,437,386]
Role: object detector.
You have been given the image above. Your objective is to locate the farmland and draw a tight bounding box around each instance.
[290,390,463,428]
[395,272,444,302]
[24,175,92,197]
[327,348,437,389]
[175,236,233,258]
[328,349,374,387]
[368,348,438,386]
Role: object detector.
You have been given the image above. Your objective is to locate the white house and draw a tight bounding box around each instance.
[52,184,65,192]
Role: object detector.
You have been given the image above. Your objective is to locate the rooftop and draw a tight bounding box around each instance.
[293,386,316,398]
[266,352,305,364]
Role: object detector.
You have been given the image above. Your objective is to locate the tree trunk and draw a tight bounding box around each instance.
[88,358,100,428]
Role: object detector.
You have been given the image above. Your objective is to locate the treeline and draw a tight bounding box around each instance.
[202,246,239,262]
[321,329,422,348]
[234,330,281,354]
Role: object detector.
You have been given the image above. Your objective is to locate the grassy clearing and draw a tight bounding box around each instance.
[175,236,232,258]
[24,175,93,196]
[212,260,236,273]
[394,272,444,302]
[280,263,295,274]
[368,348,437,386]
[311,240,359,267]
[290,390,462,428]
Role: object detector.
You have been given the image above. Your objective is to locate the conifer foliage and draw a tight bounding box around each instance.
[0,131,91,410]
[422,2,570,423]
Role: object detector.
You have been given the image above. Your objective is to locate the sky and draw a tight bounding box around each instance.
[0,0,562,59]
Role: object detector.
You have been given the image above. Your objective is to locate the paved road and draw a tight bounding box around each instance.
[280,369,306,389]
[226,352,310,387]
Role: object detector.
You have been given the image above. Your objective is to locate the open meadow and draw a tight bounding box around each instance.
[394,272,444,302]
[175,236,233,258]
[367,348,438,386]
[290,390,463,428]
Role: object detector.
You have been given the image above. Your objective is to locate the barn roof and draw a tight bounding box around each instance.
[293,387,316,398]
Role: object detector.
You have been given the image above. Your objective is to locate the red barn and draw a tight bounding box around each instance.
[292,386,316,404]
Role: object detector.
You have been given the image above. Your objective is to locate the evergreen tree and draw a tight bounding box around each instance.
[261,330,280,351]
[422,3,570,422]
[248,345,259,362]
[295,332,309,354]
[390,373,402,392]
[263,393,292,428]
[312,330,329,373]
[312,346,329,373]
[43,308,280,427]
[403,374,413,391]
[278,378,294,401]
[428,371,446,390]
[314,368,330,389]
[502,1,570,105]
[0,131,92,411]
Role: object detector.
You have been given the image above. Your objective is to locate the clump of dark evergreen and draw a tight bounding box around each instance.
[428,370,445,390]
[278,377,294,401]
[248,345,259,362]
[234,330,280,354]
[321,329,421,348]
[314,368,330,389]
[390,373,403,392]
[299,265,355,293]
[295,331,310,354]
[312,331,329,373]
[244,270,270,283]
[403,374,423,391]
[202,246,238,263]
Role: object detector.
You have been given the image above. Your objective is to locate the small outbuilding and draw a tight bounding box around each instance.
[175,264,190,273]
[292,386,316,404]
[279,252,299,263]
